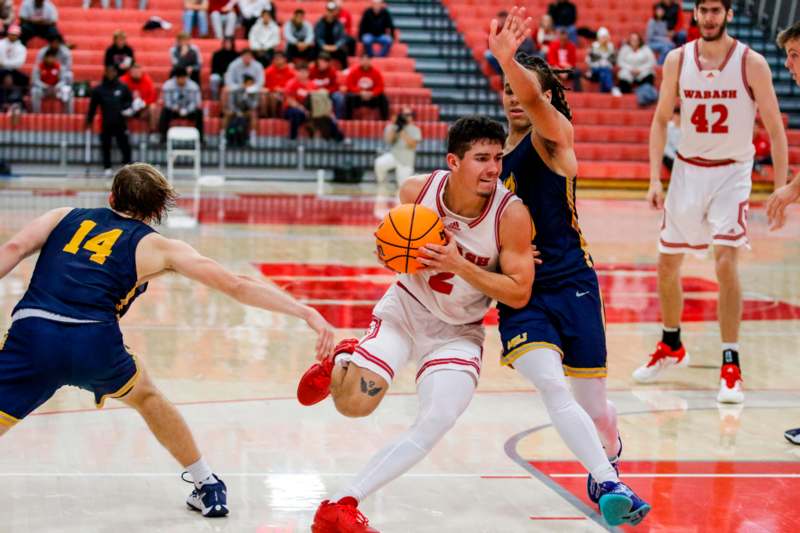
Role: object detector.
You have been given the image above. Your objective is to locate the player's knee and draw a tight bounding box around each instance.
[333,393,380,418]
[714,248,738,277]
[416,408,461,441]
[537,377,573,412]
[657,253,682,278]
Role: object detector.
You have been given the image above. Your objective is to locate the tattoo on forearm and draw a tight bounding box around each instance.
[360,377,383,397]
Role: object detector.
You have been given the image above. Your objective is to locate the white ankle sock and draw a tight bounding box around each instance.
[186,457,215,487]
[721,342,739,352]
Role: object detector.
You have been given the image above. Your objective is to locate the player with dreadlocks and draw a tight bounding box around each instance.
[489,7,651,526]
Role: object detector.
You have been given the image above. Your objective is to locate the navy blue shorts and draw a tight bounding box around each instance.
[498,270,607,378]
[0,317,139,428]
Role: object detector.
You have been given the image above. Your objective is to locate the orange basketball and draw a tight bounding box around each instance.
[375,204,446,274]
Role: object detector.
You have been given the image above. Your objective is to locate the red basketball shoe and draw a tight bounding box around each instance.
[312,497,379,533]
[297,338,359,406]
[717,363,744,404]
[632,342,690,383]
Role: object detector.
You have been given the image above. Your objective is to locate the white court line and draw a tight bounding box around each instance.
[551,473,800,479]
[0,472,527,478]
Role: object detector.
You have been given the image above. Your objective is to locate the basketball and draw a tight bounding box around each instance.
[375,204,446,274]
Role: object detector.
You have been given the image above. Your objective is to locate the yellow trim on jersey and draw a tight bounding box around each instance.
[115,286,138,313]
[565,176,593,268]
[0,409,19,427]
[502,341,564,367]
[95,352,141,409]
[599,290,607,331]
[563,364,608,378]
[0,332,7,351]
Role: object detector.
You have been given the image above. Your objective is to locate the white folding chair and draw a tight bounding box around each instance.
[166,126,201,183]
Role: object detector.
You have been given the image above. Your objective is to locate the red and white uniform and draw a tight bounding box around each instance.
[660,39,756,255]
[351,170,519,385]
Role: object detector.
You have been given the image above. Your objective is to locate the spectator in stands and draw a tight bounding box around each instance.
[333,0,356,56]
[536,14,557,58]
[0,25,28,89]
[616,32,656,94]
[374,105,421,186]
[209,0,237,39]
[1,0,15,27]
[86,65,132,177]
[31,48,73,113]
[659,0,686,45]
[264,50,295,116]
[104,30,135,76]
[284,9,316,63]
[486,10,536,75]
[0,71,24,121]
[222,48,263,115]
[233,0,275,37]
[224,74,259,146]
[358,0,395,58]
[19,0,59,45]
[546,28,581,92]
[315,2,349,69]
[547,0,577,44]
[36,34,71,82]
[170,32,202,85]
[283,63,313,139]
[586,26,616,94]
[249,9,280,67]
[183,0,209,38]
[159,66,204,144]
[344,53,388,119]
[309,51,344,117]
[210,37,239,100]
[120,63,157,133]
[662,107,680,171]
[646,4,674,65]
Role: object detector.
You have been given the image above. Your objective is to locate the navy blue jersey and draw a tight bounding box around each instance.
[499,132,594,289]
[14,208,155,322]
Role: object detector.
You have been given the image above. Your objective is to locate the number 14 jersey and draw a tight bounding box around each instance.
[677,39,756,163]
[398,170,519,326]
[15,208,155,322]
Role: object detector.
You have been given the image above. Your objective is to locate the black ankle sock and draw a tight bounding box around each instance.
[722,349,740,368]
[661,328,682,350]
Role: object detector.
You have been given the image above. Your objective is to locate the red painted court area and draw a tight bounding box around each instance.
[531,460,799,532]
[256,262,800,328]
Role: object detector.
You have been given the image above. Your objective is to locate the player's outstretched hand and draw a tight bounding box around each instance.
[767,182,800,230]
[304,307,335,360]
[488,6,533,66]
[419,229,464,273]
[646,180,665,210]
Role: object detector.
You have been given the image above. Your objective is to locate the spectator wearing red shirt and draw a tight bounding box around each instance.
[344,54,388,119]
[264,51,296,117]
[546,28,582,92]
[284,64,315,139]
[334,0,356,56]
[120,63,157,132]
[31,48,73,113]
[309,51,344,117]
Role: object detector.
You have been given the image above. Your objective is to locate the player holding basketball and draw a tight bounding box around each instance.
[633,0,788,405]
[297,116,535,532]
[0,163,334,517]
[489,7,650,526]
[764,21,800,444]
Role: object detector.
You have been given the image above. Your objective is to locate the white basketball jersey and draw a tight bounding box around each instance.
[677,39,756,162]
[398,170,519,326]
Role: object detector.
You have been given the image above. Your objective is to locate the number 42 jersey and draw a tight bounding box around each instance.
[14,208,155,322]
[398,170,520,326]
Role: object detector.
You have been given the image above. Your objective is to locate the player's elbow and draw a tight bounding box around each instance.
[0,241,26,264]
[505,287,531,309]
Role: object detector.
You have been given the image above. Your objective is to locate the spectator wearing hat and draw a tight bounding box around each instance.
[183,0,209,37]
[210,37,239,100]
[358,0,395,58]
[170,32,202,85]
[0,25,28,89]
[86,65,132,176]
[263,50,295,117]
[19,0,60,45]
[344,53,388,119]
[159,66,203,144]
[104,30,135,76]
[248,9,280,67]
[31,48,73,113]
[586,26,616,93]
[120,63,157,132]
[315,2,348,69]
[284,9,316,63]
[35,33,71,84]
[309,51,344,117]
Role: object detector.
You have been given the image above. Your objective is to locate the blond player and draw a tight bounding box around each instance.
[633,0,788,404]
[296,116,535,533]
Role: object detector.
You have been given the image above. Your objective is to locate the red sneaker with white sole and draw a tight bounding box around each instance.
[296,338,359,406]
[311,497,379,533]
[631,342,690,383]
[717,363,744,404]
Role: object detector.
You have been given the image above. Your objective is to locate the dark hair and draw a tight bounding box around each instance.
[110,163,177,224]
[513,52,573,121]
[48,33,63,44]
[273,50,286,58]
[172,66,188,78]
[243,74,254,83]
[222,36,236,50]
[294,8,305,15]
[43,49,58,59]
[777,21,800,49]
[694,0,732,9]
[447,116,506,158]
[240,48,253,56]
